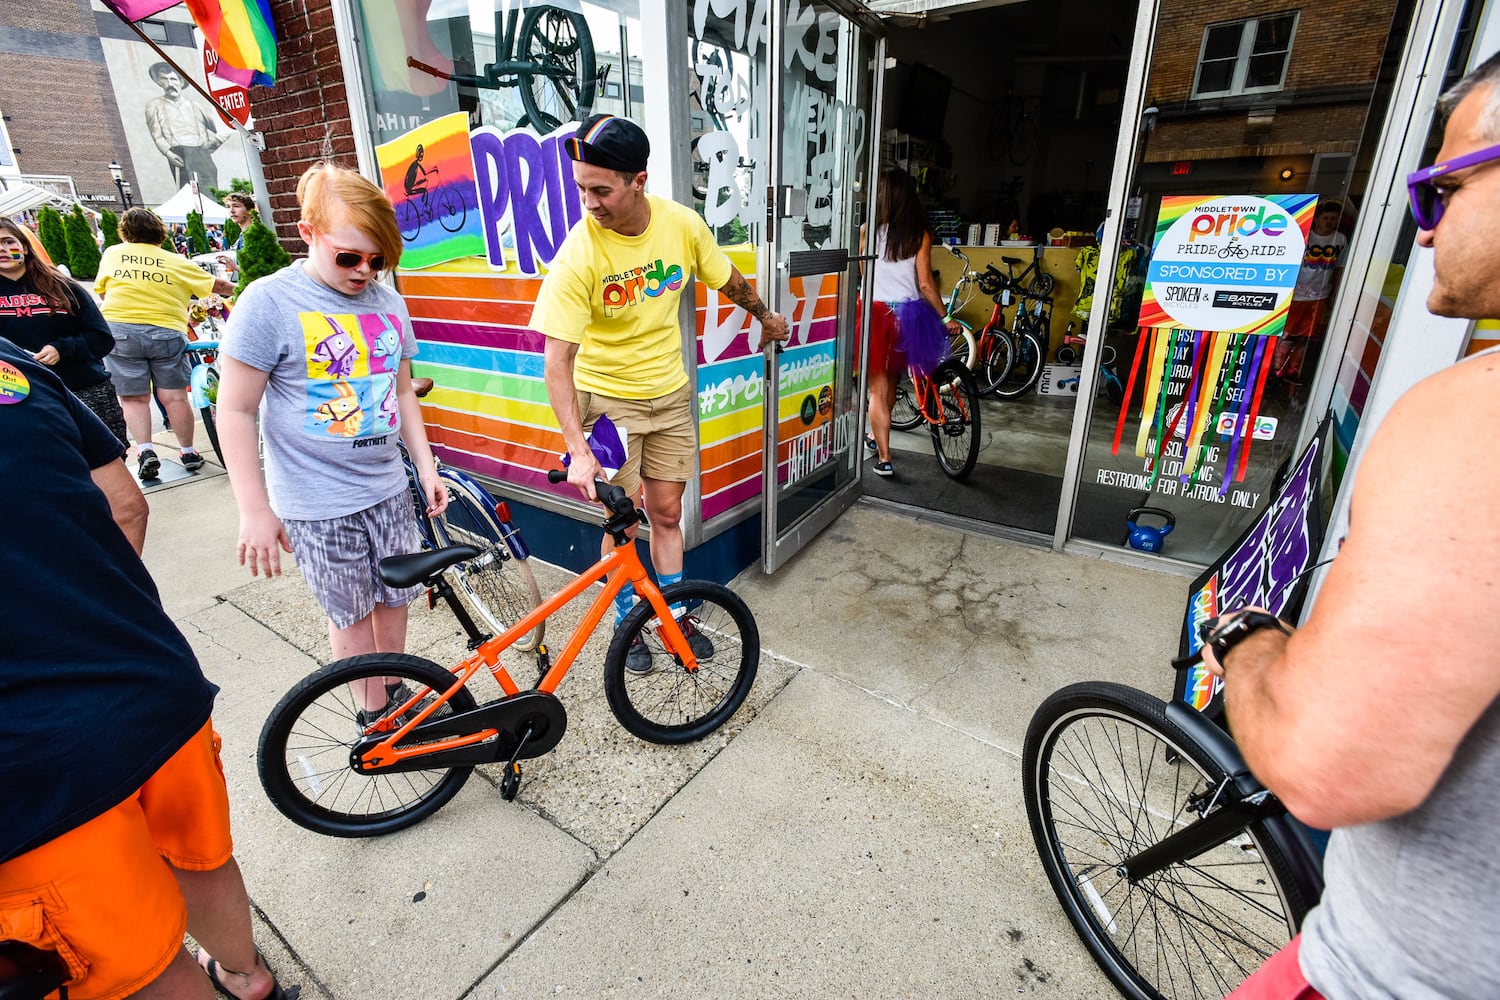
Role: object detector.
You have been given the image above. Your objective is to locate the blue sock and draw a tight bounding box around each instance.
[614,583,636,627]
[660,571,683,616]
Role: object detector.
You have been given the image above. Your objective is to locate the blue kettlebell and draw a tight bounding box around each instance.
[1127,507,1176,553]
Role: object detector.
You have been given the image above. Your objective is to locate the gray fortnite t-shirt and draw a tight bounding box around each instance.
[1299,695,1500,998]
[222,262,416,520]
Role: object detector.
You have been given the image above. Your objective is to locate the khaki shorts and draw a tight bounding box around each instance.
[576,381,697,501]
[0,722,232,1000]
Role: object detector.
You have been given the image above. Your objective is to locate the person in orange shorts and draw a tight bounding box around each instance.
[0,337,289,1000]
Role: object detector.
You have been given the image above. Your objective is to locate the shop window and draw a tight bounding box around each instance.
[1192,13,1298,99]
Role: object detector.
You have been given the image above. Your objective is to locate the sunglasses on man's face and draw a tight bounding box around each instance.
[305,224,387,272]
[1406,141,1500,230]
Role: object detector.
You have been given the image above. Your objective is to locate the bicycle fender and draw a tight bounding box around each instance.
[1164,699,1262,796]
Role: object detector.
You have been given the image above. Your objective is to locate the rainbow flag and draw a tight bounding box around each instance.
[100,0,277,88]
[186,0,278,88]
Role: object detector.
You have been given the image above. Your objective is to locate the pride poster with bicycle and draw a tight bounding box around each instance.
[1109,194,1316,496]
[375,113,487,270]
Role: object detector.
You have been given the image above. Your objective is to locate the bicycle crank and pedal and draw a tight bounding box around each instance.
[350,689,567,774]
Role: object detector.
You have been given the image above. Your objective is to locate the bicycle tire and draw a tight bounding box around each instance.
[946,327,977,370]
[1028,271,1055,298]
[927,360,981,480]
[396,198,422,242]
[890,372,922,431]
[258,653,476,837]
[433,473,545,652]
[436,185,467,233]
[518,6,597,131]
[994,326,1044,399]
[604,581,759,744]
[1023,681,1320,1000]
[1054,344,1079,367]
[977,326,1014,395]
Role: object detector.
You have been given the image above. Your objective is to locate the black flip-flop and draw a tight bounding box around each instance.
[201,953,298,1000]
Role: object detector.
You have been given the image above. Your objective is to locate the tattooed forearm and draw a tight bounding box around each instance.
[720,271,769,320]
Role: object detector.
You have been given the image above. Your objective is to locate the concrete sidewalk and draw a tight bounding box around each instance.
[142,465,1188,999]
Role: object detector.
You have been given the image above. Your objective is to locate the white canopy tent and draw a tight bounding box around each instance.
[153,184,230,225]
[0,181,101,221]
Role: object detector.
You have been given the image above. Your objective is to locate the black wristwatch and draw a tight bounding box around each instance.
[1202,610,1292,663]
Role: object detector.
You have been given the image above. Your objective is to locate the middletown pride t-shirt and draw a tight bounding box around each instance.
[529,194,734,400]
[94,241,215,333]
[222,261,417,521]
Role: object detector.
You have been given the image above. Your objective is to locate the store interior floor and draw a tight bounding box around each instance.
[860,372,1314,550]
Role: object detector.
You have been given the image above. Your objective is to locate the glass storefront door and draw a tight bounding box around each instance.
[760,0,883,572]
[1064,0,1420,565]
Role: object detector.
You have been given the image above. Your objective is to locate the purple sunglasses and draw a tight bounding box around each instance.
[1407,141,1500,229]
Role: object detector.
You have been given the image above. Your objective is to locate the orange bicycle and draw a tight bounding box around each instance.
[887,358,983,480]
[257,472,760,837]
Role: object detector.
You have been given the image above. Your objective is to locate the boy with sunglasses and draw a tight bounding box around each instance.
[1206,51,1500,1000]
[216,163,448,723]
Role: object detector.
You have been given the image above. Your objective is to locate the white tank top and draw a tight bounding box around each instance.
[870,226,921,304]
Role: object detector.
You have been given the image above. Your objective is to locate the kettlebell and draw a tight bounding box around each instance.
[1126,507,1176,553]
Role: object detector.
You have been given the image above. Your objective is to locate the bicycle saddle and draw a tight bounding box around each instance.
[378,545,483,589]
[1002,256,1024,266]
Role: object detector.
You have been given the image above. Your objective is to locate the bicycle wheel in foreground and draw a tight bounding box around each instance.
[604,581,759,744]
[433,474,545,651]
[995,326,1044,399]
[1023,682,1319,1000]
[928,360,981,480]
[193,361,221,460]
[258,654,476,837]
[977,326,1014,395]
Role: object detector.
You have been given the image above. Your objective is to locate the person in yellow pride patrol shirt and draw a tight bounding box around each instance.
[95,207,235,481]
[530,113,789,674]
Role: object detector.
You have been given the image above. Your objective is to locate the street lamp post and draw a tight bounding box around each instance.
[108,160,132,209]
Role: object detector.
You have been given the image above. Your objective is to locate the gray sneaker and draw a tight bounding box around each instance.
[625,635,654,674]
[356,682,437,734]
[675,615,715,659]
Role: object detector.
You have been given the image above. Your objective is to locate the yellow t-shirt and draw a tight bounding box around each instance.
[94,242,215,334]
[529,195,733,399]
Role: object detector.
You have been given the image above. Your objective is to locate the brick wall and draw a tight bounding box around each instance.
[248,0,352,248]
[1145,0,1401,161]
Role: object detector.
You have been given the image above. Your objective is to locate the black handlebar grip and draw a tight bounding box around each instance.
[547,469,567,483]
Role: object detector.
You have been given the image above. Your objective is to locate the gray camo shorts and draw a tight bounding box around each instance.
[282,490,424,630]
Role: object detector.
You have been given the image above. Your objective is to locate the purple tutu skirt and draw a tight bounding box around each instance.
[889,298,947,378]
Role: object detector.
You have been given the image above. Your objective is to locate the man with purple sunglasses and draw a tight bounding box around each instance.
[1202,52,1500,1000]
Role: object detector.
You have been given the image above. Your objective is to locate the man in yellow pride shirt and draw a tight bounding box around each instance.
[531,113,787,672]
[95,208,234,480]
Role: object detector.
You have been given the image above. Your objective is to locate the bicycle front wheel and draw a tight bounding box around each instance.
[436,185,467,233]
[946,327,977,369]
[258,654,476,837]
[192,362,221,460]
[604,581,759,744]
[433,473,545,651]
[977,326,1014,395]
[1023,682,1320,1000]
[927,360,981,480]
[994,327,1044,399]
[889,371,923,431]
[518,6,597,131]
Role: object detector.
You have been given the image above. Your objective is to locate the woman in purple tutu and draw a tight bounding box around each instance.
[861,167,959,477]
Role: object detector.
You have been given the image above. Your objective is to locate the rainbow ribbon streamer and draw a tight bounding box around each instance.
[103,0,277,88]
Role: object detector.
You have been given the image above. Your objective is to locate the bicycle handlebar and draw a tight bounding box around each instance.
[547,469,635,520]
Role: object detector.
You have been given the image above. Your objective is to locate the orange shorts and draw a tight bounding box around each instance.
[0,722,232,1000]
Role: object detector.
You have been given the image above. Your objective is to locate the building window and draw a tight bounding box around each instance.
[1192,13,1299,98]
[139,19,171,43]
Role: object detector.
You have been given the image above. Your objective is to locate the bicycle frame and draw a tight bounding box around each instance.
[354,519,703,770]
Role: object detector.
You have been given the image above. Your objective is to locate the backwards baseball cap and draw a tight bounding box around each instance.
[564,114,650,174]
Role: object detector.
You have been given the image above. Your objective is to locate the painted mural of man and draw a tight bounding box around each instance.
[145,62,225,191]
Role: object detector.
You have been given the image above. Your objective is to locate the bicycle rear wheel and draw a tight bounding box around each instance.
[890,372,922,431]
[518,6,597,131]
[433,473,545,651]
[191,362,221,461]
[604,582,759,744]
[994,326,1044,399]
[976,326,1014,395]
[258,654,476,837]
[927,360,981,480]
[1023,682,1320,1000]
